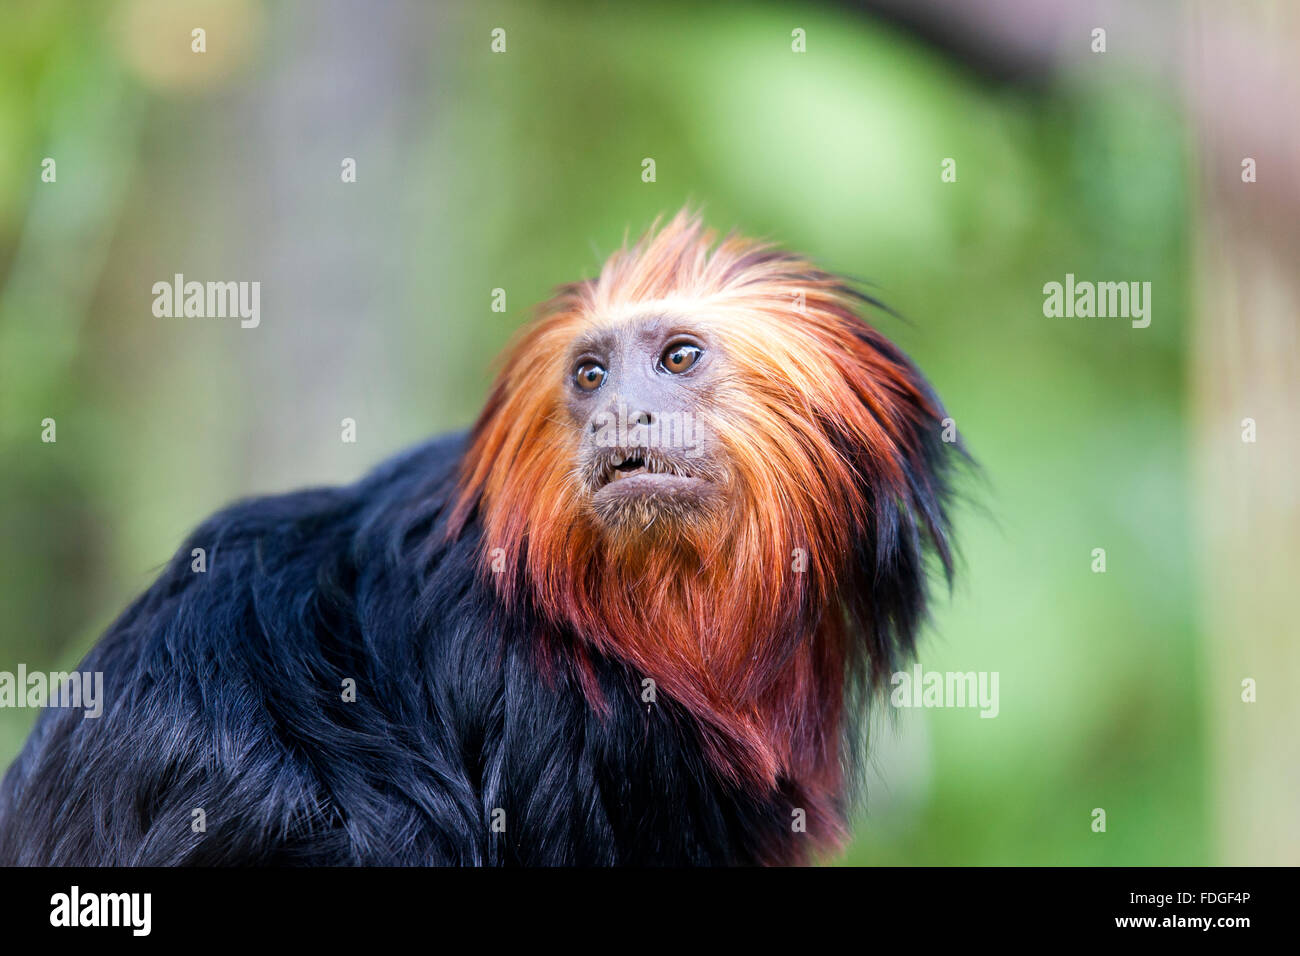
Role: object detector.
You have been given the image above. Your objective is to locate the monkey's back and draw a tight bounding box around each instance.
[0,433,803,865]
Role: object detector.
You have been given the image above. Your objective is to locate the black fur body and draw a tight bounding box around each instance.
[0,435,800,865]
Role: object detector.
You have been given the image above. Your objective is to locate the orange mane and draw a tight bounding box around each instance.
[450,210,955,857]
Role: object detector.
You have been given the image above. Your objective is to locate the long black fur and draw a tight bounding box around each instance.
[0,434,809,865]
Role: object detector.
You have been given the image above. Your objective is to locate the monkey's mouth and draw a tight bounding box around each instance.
[609,454,651,481]
[590,449,713,507]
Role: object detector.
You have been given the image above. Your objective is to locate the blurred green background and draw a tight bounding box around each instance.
[3,0,1292,865]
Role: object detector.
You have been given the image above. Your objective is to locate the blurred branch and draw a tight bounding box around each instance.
[1186,0,1300,866]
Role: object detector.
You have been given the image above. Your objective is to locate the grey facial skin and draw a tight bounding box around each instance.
[565,314,727,533]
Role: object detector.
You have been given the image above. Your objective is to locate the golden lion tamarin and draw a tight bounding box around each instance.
[1,209,958,866]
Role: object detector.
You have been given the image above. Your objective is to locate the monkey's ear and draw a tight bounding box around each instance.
[838,325,964,686]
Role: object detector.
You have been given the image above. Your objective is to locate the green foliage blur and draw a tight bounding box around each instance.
[0,1,1202,863]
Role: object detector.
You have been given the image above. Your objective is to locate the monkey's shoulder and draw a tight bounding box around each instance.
[106,429,471,653]
[0,429,498,863]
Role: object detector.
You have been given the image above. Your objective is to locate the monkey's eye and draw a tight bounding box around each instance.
[660,342,701,374]
[574,361,606,391]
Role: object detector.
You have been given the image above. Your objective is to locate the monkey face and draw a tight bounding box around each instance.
[565,314,727,534]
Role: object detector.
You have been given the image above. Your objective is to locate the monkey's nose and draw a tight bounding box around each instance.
[587,407,654,433]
